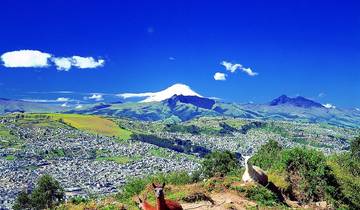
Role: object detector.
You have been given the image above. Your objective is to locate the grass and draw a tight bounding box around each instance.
[267,171,289,190]
[46,114,132,140]
[0,124,23,149]
[42,149,66,159]
[149,148,173,158]
[149,148,200,162]
[5,155,15,161]
[96,156,134,164]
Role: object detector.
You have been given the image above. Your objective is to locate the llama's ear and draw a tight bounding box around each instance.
[162,182,165,188]
[152,183,156,188]
[138,196,143,203]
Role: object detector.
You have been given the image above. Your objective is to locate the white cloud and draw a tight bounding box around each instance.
[21,99,57,103]
[168,56,176,61]
[71,56,105,69]
[221,61,242,73]
[120,92,154,99]
[323,103,336,109]
[75,104,83,109]
[56,97,70,102]
[1,50,105,71]
[52,56,104,70]
[86,94,103,101]
[318,92,326,98]
[61,103,68,107]
[118,83,201,103]
[355,108,360,112]
[241,67,258,76]
[214,72,227,81]
[221,61,258,76]
[52,57,72,71]
[22,97,74,103]
[1,50,51,68]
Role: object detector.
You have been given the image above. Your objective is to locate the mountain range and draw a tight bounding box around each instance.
[0,98,65,114]
[1,84,360,128]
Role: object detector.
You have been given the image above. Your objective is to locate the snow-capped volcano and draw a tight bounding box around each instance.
[118,83,202,103]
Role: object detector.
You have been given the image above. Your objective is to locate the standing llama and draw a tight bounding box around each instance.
[242,156,268,186]
[152,183,183,210]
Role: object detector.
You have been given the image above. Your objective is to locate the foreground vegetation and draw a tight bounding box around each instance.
[11,122,360,210]
[251,138,360,209]
[63,137,359,209]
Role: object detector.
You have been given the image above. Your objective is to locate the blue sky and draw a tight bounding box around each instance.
[0,0,359,108]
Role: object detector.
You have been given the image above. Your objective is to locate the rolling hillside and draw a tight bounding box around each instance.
[0,98,65,114]
[67,95,360,128]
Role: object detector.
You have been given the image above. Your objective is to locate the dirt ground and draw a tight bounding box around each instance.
[180,191,258,210]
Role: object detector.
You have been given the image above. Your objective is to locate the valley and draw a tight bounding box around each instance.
[0,113,358,209]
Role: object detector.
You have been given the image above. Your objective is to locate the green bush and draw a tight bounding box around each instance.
[277,148,343,205]
[328,153,360,209]
[251,144,352,208]
[31,174,65,209]
[245,185,279,206]
[201,151,239,178]
[69,196,90,205]
[350,136,360,159]
[13,174,64,210]
[13,191,31,210]
[251,139,283,170]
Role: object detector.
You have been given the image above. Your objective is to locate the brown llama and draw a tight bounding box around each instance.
[152,183,183,210]
[137,195,156,210]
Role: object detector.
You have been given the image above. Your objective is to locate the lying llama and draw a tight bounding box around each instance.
[152,183,183,210]
[242,156,268,186]
[138,195,156,210]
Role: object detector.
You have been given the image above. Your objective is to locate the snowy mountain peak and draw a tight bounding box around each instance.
[141,83,201,103]
[118,83,202,103]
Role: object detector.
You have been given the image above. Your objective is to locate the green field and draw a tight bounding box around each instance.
[0,124,23,149]
[46,114,132,140]
[96,156,134,164]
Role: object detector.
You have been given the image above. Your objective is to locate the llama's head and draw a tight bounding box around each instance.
[152,183,165,198]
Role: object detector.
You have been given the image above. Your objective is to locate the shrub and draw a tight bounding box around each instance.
[350,136,360,159]
[251,139,283,170]
[31,174,65,209]
[69,196,90,205]
[13,174,64,210]
[278,148,342,205]
[201,151,239,178]
[13,191,31,210]
[245,185,279,206]
[328,153,360,209]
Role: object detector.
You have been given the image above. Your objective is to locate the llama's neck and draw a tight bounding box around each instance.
[142,201,156,210]
[156,197,167,210]
[245,159,254,173]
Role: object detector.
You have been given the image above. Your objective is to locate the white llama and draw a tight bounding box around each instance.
[242,156,268,186]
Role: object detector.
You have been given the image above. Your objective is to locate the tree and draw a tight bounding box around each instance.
[201,150,239,178]
[13,191,31,210]
[13,175,65,209]
[13,175,64,209]
[350,136,360,159]
[31,174,65,209]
